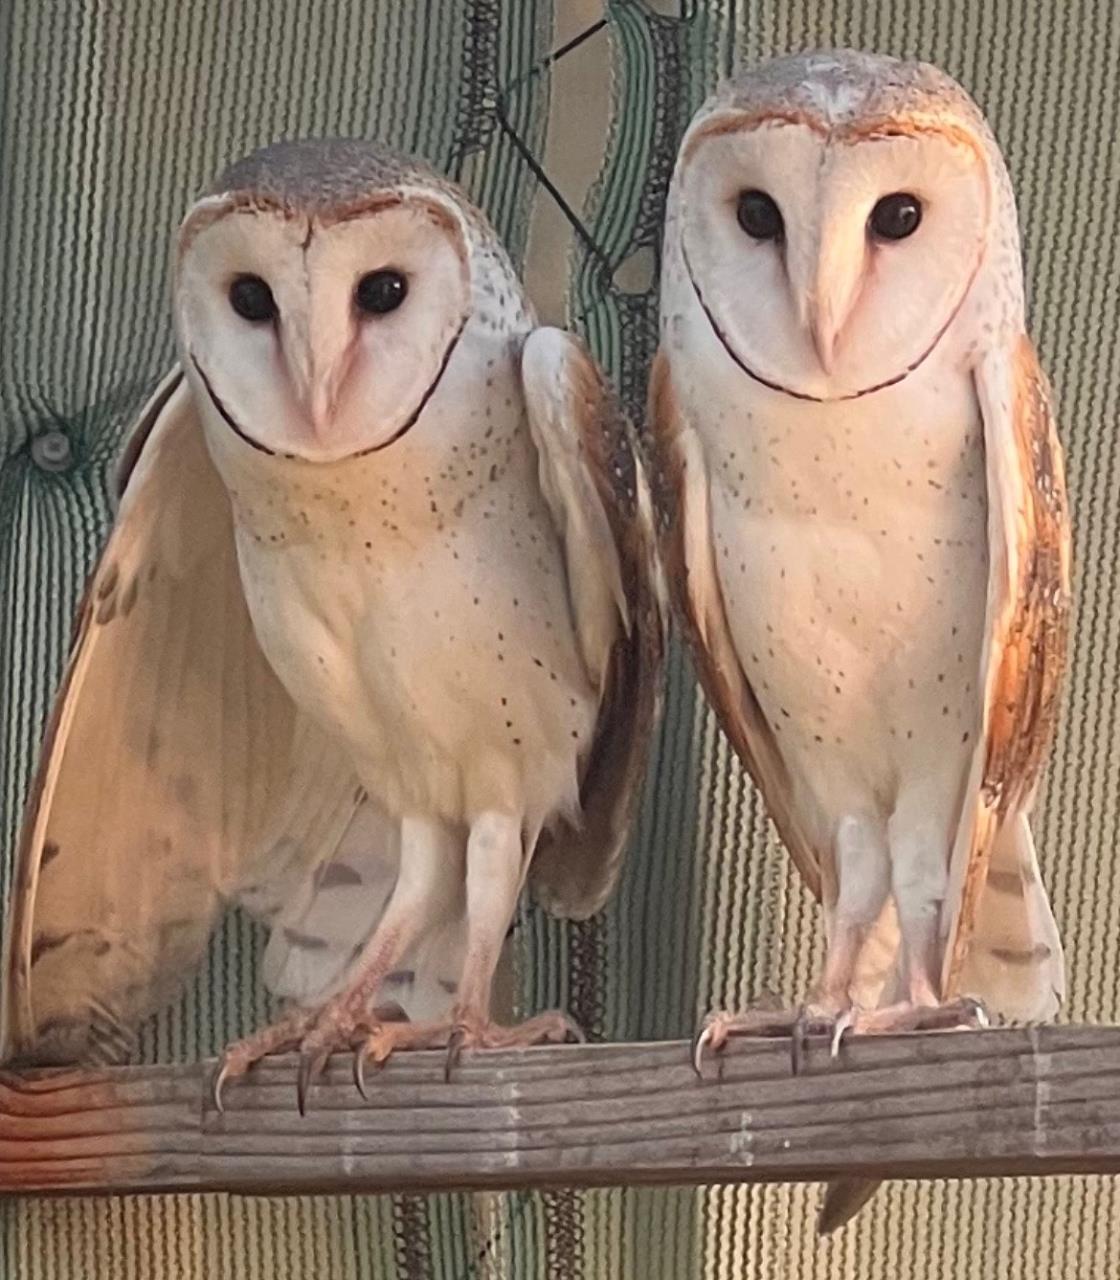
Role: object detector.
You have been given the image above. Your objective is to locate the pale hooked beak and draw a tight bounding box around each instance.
[308,349,356,440]
[807,296,838,376]
[286,320,359,443]
[790,217,866,378]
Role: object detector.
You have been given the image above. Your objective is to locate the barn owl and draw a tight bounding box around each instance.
[651,51,1070,1227]
[2,138,664,1112]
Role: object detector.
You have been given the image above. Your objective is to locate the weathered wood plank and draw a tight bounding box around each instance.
[2,1026,1120,1197]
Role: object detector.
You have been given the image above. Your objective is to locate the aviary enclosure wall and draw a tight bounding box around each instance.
[1,1,1118,1276]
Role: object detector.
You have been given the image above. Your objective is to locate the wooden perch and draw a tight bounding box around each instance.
[2,1025,1120,1198]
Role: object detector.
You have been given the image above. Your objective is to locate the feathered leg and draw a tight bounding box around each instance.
[213,816,459,1112]
[695,814,891,1072]
[352,813,581,1079]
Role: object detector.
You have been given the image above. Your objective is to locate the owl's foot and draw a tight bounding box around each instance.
[210,999,407,1114]
[348,1008,583,1096]
[212,1006,318,1112]
[691,993,803,1076]
[443,1008,584,1080]
[293,996,411,1114]
[830,995,989,1054]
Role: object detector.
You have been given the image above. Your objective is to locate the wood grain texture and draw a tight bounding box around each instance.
[2,1027,1120,1197]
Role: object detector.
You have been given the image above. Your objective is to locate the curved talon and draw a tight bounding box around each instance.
[212,1060,232,1114]
[691,1024,713,1077]
[444,1025,466,1082]
[297,1049,329,1116]
[353,1045,370,1101]
[352,1035,387,1100]
[566,1020,588,1045]
[965,997,990,1029]
[830,1009,854,1059]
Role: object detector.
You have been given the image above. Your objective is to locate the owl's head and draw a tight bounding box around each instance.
[174,139,506,464]
[669,50,1019,401]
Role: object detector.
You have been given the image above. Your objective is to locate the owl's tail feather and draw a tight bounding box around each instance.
[957,811,1064,1022]
[818,908,899,1237]
[819,1177,882,1236]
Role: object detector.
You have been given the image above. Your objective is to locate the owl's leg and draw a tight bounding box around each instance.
[884,799,951,1017]
[694,814,890,1075]
[349,812,581,1085]
[831,795,987,1043]
[213,816,459,1112]
[443,811,582,1074]
[809,814,892,1015]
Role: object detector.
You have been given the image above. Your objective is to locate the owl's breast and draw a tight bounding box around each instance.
[700,362,989,801]
[223,395,598,827]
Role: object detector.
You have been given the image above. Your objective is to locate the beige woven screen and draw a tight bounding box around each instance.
[2,1,1119,1276]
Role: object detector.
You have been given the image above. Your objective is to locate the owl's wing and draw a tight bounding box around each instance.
[941,335,1071,1018]
[648,350,822,900]
[1,369,370,1065]
[518,328,666,919]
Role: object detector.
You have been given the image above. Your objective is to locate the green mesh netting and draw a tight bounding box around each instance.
[3,1,1120,1276]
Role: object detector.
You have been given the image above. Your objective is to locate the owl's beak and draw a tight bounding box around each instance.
[308,375,339,441]
[807,301,838,376]
[791,224,865,378]
[289,325,359,443]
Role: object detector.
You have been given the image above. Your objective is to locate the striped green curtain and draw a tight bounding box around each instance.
[3,1,1120,1277]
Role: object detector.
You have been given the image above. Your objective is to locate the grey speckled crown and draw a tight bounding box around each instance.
[209,137,446,213]
[710,48,989,137]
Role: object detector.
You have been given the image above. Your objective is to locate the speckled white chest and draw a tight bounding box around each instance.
[206,325,597,831]
[672,316,989,837]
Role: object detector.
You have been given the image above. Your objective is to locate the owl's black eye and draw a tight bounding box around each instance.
[356,269,408,315]
[737,189,784,241]
[228,274,277,322]
[869,193,923,241]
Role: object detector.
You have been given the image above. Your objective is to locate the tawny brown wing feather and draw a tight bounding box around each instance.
[942,336,1072,1000]
[2,371,360,1065]
[520,329,667,920]
[648,350,822,901]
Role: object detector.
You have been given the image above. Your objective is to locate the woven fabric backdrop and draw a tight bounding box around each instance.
[2,1,1119,1276]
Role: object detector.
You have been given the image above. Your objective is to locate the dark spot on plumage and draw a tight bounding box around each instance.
[385,969,415,985]
[119,576,138,618]
[439,979,458,995]
[41,839,61,868]
[95,596,117,624]
[173,774,198,804]
[31,931,73,965]
[97,564,119,600]
[283,928,329,951]
[318,862,363,889]
[989,943,1051,966]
